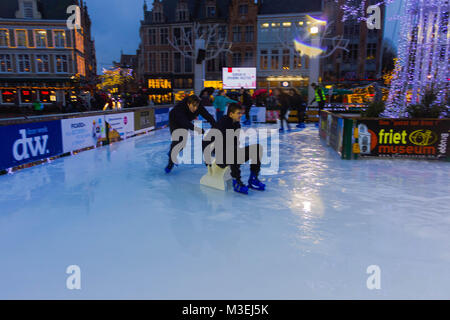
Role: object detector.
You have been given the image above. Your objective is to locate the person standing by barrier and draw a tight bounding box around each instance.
[165,95,216,173]
[289,88,307,128]
[213,90,237,121]
[310,83,326,112]
[240,88,253,125]
[274,88,291,132]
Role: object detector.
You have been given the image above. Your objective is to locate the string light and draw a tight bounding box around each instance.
[385,0,449,117]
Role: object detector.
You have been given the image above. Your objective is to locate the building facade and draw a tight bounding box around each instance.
[0,0,97,107]
[322,0,385,84]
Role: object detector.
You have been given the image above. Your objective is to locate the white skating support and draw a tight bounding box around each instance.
[200,160,232,191]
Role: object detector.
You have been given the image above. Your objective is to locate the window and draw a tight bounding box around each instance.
[177,10,187,21]
[282,49,290,69]
[184,27,192,45]
[185,53,192,73]
[2,89,17,103]
[36,55,49,73]
[17,54,31,72]
[344,44,358,62]
[160,28,168,44]
[245,26,254,42]
[16,30,27,47]
[20,89,33,103]
[239,5,248,15]
[282,22,292,27]
[160,52,169,72]
[218,52,226,69]
[271,50,279,69]
[0,54,12,72]
[148,52,157,72]
[54,31,65,47]
[293,54,301,69]
[207,58,215,72]
[35,30,47,48]
[173,28,181,45]
[0,30,9,47]
[261,23,269,28]
[233,26,241,42]
[148,29,157,45]
[298,21,304,26]
[244,51,253,66]
[55,55,68,73]
[218,26,226,40]
[260,50,268,70]
[232,52,241,67]
[174,53,181,73]
[367,43,377,59]
[271,23,280,28]
[23,1,34,19]
[207,6,216,17]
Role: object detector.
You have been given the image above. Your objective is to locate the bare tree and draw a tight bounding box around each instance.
[168,22,233,61]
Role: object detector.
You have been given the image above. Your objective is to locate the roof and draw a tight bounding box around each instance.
[0,0,79,20]
[258,0,322,15]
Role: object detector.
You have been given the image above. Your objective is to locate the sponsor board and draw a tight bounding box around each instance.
[104,112,135,139]
[0,121,63,170]
[356,119,450,160]
[61,116,106,153]
[134,109,155,131]
[319,112,344,155]
[155,108,170,128]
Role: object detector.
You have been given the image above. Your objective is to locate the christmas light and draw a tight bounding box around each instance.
[385,0,449,117]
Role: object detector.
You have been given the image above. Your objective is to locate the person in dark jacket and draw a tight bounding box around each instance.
[274,88,291,132]
[165,95,216,173]
[240,88,253,125]
[289,88,307,128]
[203,103,266,194]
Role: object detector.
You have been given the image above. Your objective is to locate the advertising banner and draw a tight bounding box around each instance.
[134,109,155,131]
[222,67,257,89]
[104,112,135,140]
[155,107,170,128]
[0,121,63,170]
[61,115,106,153]
[356,119,450,160]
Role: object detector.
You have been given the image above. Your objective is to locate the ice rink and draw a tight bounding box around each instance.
[1,124,449,299]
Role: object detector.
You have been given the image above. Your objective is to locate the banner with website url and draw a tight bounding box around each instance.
[354,119,450,161]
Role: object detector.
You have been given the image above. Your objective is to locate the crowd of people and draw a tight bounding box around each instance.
[164,83,327,195]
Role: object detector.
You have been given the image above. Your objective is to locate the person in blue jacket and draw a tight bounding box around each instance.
[213,90,237,121]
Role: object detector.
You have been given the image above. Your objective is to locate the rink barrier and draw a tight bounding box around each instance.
[319,111,450,161]
[0,105,172,174]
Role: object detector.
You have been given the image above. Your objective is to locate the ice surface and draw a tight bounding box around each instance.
[0,124,449,299]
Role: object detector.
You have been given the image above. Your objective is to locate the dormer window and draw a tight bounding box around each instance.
[23,1,33,19]
[207,6,216,17]
[153,4,163,23]
[176,2,188,21]
[239,4,248,15]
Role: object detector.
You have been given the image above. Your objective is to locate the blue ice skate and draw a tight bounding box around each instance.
[233,179,249,195]
[296,123,306,129]
[248,172,266,191]
[165,162,175,173]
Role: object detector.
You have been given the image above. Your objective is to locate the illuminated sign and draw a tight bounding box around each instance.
[222,68,256,89]
[148,79,172,89]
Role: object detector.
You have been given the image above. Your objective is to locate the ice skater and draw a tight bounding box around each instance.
[165,95,216,173]
[213,90,237,121]
[274,88,291,132]
[203,103,266,195]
